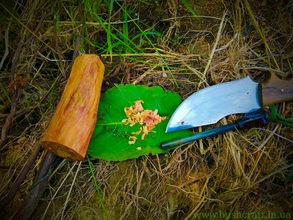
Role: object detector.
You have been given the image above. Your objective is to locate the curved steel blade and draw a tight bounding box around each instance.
[166,76,261,132]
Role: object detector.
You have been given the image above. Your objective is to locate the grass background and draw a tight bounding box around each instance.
[0,0,293,219]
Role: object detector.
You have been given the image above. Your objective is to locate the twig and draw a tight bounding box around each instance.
[251,163,293,188]
[41,161,78,220]
[0,144,41,210]
[214,33,238,52]
[11,152,58,220]
[0,115,12,151]
[120,167,144,220]
[10,41,27,81]
[107,65,121,78]
[60,161,82,219]
[252,125,279,154]
[0,21,11,71]
[0,105,45,120]
[0,3,54,151]
[0,88,22,150]
[10,13,49,80]
[0,3,57,54]
[88,3,124,40]
[184,176,211,220]
[202,11,227,78]
[132,65,156,85]
[101,52,199,58]
[243,0,280,71]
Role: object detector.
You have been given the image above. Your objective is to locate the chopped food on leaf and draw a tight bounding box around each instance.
[122,100,166,144]
[128,136,137,145]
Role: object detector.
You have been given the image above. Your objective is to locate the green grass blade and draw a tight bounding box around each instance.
[251,129,262,140]
[49,76,57,111]
[107,0,114,61]
[123,0,129,53]
[99,41,122,54]
[114,0,179,87]
[49,85,55,111]
[180,0,199,20]
[0,82,11,103]
[138,0,154,6]
[88,13,144,54]
[84,1,142,56]
[131,31,161,41]
[117,54,189,70]
[87,155,109,220]
[137,20,208,59]
[81,0,147,55]
[81,20,86,53]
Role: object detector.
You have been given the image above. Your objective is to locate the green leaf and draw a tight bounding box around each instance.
[88,84,193,161]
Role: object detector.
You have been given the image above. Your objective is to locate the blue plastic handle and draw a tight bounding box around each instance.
[161,108,268,150]
[161,123,238,149]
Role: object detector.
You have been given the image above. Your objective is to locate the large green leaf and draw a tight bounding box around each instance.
[88,84,193,161]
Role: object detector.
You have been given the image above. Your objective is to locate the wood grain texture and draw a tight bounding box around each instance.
[41,55,104,161]
[260,72,293,106]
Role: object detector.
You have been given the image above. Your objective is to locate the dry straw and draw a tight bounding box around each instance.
[0,0,292,219]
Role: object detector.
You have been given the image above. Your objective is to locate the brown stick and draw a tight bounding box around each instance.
[0,144,41,210]
[0,2,54,151]
[0,88,22,150]
[11,152,58,220]
[0,0,61,214]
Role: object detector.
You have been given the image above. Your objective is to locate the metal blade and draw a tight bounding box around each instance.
[166,76,261,132]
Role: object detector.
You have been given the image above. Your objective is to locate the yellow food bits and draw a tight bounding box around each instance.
[122,100,166,144]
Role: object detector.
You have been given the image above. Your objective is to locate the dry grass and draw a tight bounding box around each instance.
[1,0,293,219]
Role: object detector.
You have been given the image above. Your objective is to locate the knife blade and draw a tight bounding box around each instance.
[166,72,293,133]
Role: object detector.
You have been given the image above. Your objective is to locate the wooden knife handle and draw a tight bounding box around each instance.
[260,72,293,106]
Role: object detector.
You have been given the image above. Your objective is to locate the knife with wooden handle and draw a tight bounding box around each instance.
[166,71,293,133]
